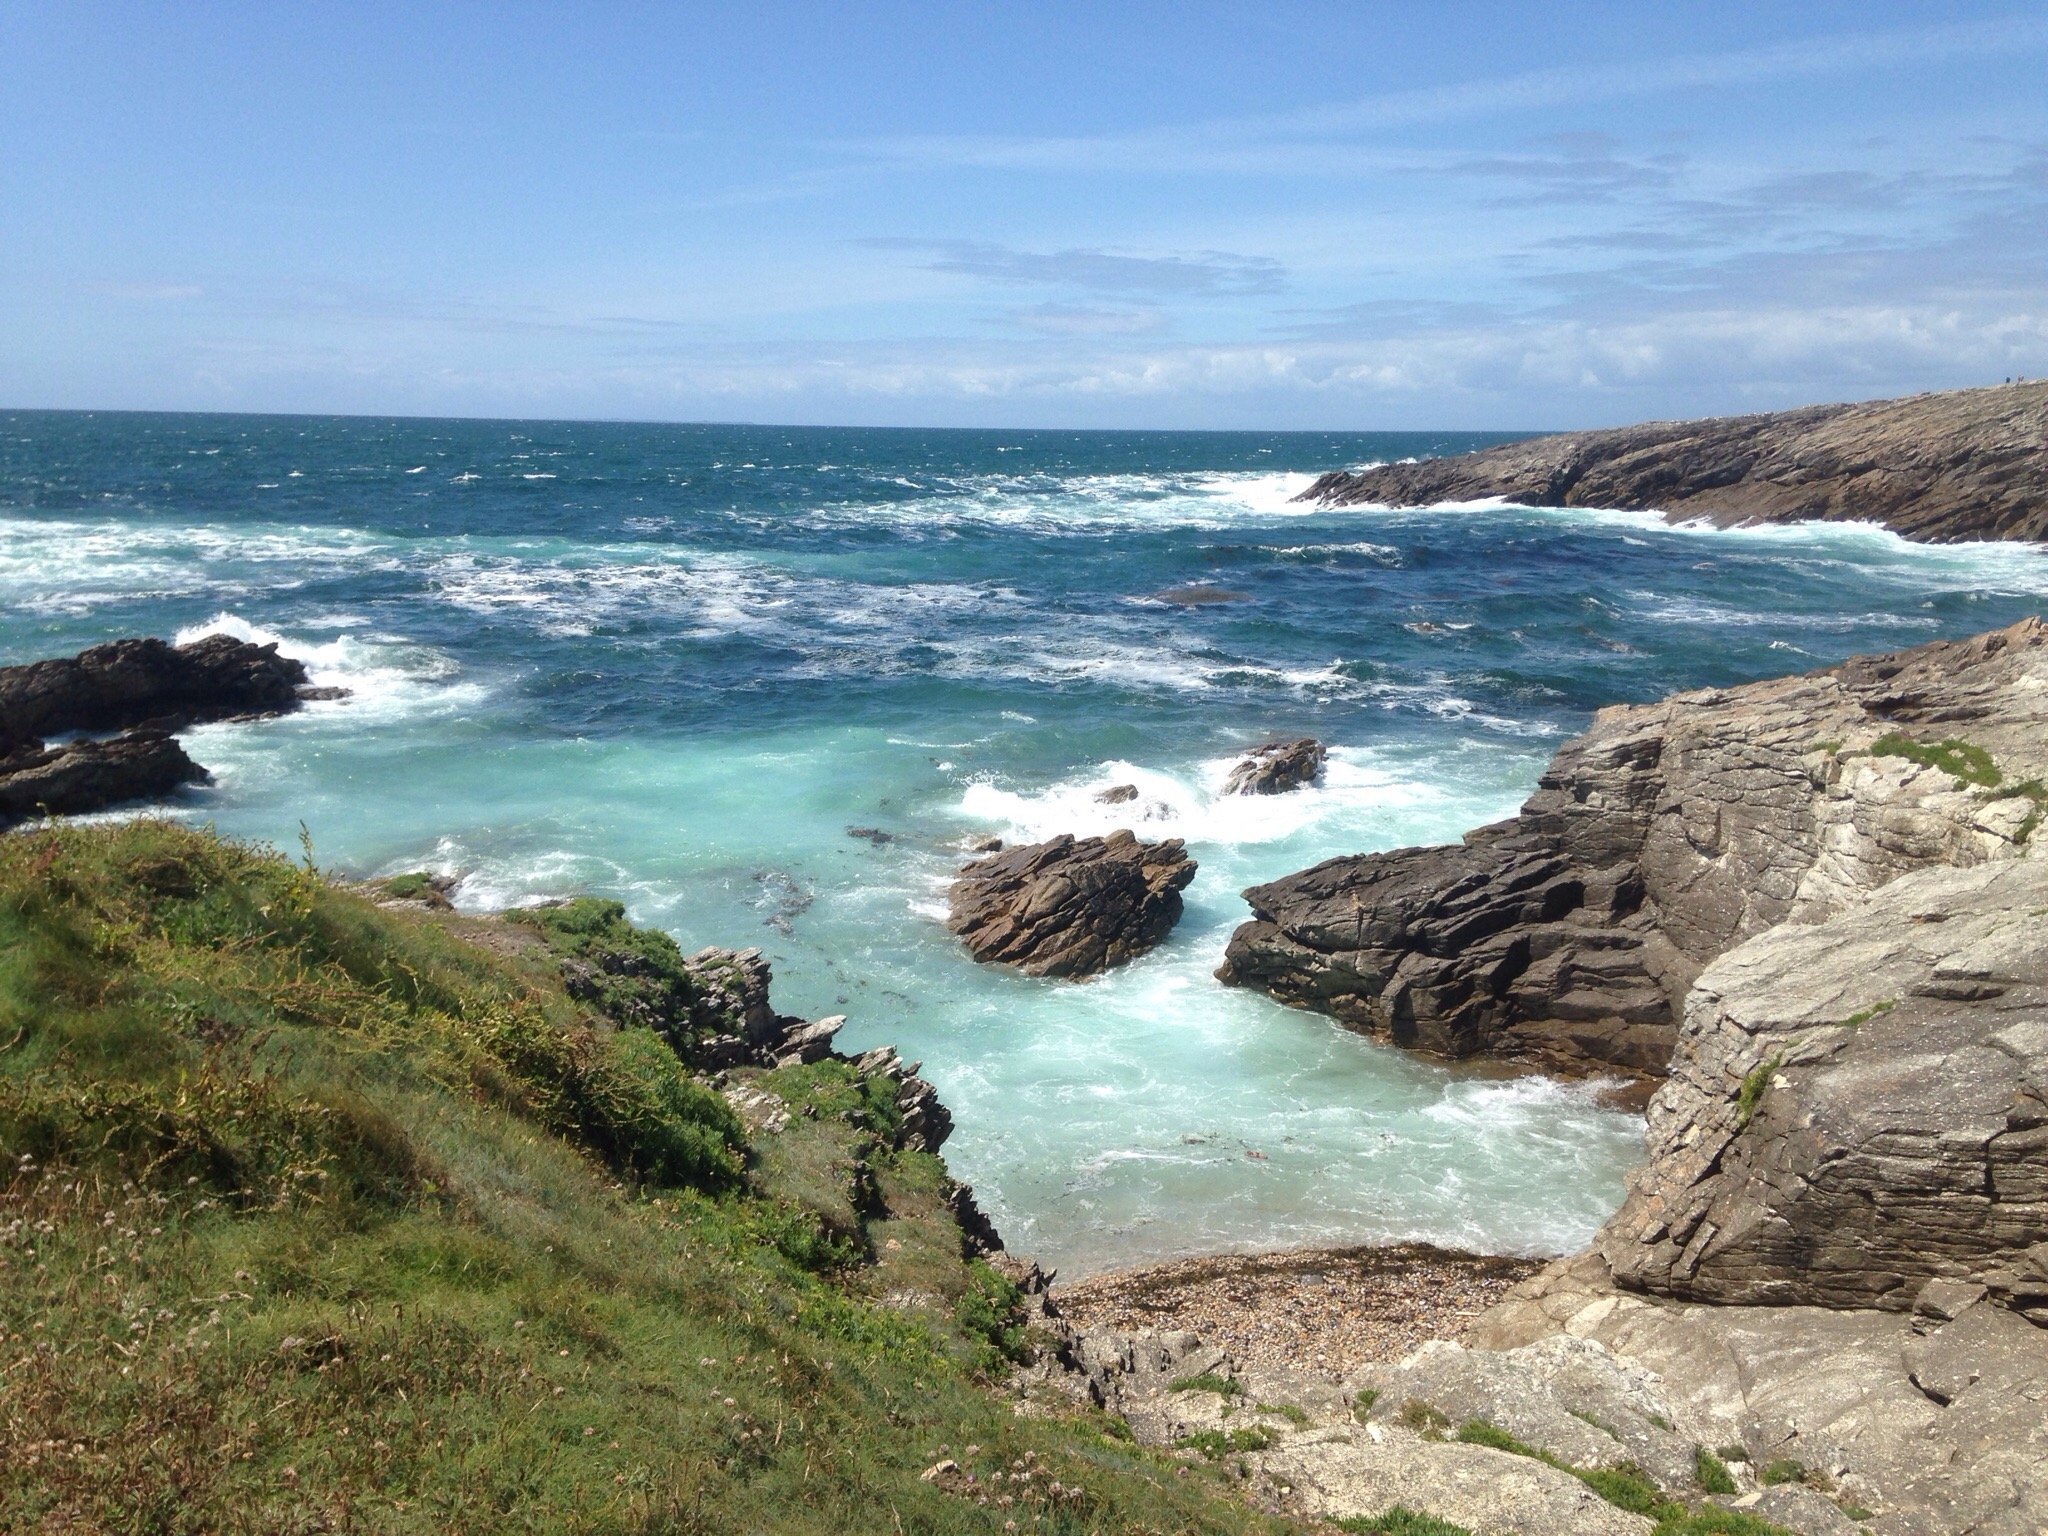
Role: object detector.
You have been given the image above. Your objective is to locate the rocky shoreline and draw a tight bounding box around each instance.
[1300,380,2048,543]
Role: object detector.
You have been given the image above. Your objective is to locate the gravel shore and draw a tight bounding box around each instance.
[1052,1242,1541,1377]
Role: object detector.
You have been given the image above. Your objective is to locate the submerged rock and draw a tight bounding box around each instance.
[1299,379,2048,543]
[1223,738,1325,796]
[1219,618,2048,1076]
[1149,584,1250,606]
[946,830,1195,978]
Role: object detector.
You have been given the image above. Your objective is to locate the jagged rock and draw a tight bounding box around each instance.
[1299,380,2048,543]
[1595,858,2048,1316]
[0,633,339,828]
[1223,738,1326,796]
[850,1044,954,1153]
[947,831,1196,978]
[1219,619,2048,1075]
[1095,784,1139,804]
[0,730,206,823]
[0,633,317,737]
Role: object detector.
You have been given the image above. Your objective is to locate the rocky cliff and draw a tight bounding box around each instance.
[1301,381,2048,543]
[1218,619,2048,1077]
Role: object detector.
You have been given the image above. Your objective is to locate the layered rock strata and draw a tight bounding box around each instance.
[1300,380,2048,543]
[947,830,1196,978]
[1218,619,2048,1075]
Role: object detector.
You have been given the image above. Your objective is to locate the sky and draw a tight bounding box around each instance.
[2,3,2046,430]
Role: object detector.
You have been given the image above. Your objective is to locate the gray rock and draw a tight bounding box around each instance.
[1219,618,2048,1075]
[1223,738,1326,796]
[947,830,1195,978]
[1299,380,2048,544]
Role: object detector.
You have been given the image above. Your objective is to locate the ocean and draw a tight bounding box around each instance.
[7,409,2046,1274]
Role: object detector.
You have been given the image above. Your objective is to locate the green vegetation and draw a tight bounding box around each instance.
[1398,1399,1450,1437]
[1261,1401,1311,1427]
[1837,999,1897,1030]
[0,820,1290,1536]
[1760,1459,1810,1487]
[1334,1511,1472,1536]
[1449,1421,1797,1534]
[1717,1443,1750,1462]
[375,871,446,902]
[1170,1372,1244,1397]
[1868,733,2002,789]
[1735,1052,1786,1131]
[1695,1446,1739,1494]
[1352,1387,1380,1417]
[1174,1427,1274,1460]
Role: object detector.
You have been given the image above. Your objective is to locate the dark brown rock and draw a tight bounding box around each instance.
[1223,738,1326,796]
[0,633,316,738]
[947,830,1196,978]
[0,730,207,822]
[1219,618,2048,1075]
[1095,784,1139,804]
[1300,380,2048,543]
[1150,584,1250,606]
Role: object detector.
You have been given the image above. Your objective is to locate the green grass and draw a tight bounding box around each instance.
[1169,1372,1243,1397]
[1836,1000,1897,1030]
[1351,1388,1379,1417]
[1174,1427,1274,1460]
[1259,1401,1311,1427]
[1334,1512,1472,1535]
[1868,733,2002,789]
[1759,1459,1809,1487]
[0,820,1291,1536]
[1735,1052,1785,1132]
[1694,1447,1738,1495]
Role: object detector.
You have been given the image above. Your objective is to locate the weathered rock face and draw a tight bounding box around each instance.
[1219,619,2048,1075]
[1223,737,1326,796]
[0,633,335,828]
[1301,380,2048,544]
[0,634,314,737]
[948,831,1196,978]
[1595,858,2048,1318]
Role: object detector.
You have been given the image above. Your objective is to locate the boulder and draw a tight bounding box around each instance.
[1219,619,2048,1075]
[946,831,1196,978]
[1223,737,1325,796]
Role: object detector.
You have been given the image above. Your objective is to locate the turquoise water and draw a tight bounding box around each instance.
[7,410,2047,1273]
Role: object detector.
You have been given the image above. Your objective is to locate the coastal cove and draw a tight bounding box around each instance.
[9,409,2048,1275]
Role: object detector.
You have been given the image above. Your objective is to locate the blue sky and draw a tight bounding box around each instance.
[3,3,2045,428]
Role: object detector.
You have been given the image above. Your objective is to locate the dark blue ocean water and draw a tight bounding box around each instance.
[6,409,2044,1270]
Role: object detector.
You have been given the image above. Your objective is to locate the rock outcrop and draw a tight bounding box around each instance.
[0,633,317,737]
[1300,380,2048,544]
[0,633,339,828]
[1218,619,2048,1076]
[1597,857,2048,1317]
[947,830,1196,978]
[1223,737,1326,796]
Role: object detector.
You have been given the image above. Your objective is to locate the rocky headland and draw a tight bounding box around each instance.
[1014,617,2048,1535]
[947,829,1196,978]
[1219,618,2048,1078]
[0,632,339,827]
[1300,381,2048,543]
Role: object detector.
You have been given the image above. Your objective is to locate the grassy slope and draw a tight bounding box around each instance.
[0,821,1290,1536]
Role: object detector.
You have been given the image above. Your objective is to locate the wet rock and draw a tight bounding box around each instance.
[1300,380,2048,544]
[846,826,895,845]
[1219,618,2048,1075]
[1095,784,1140,805]
[0,730,207,823]
[1223,738,1325,796]
[0,633,340,827]
[946,831,1196,978]
[0,633,318,737]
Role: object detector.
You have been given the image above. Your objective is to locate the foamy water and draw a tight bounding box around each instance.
[6,410,2045,1271]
